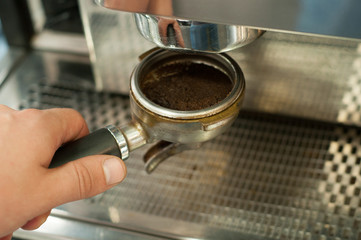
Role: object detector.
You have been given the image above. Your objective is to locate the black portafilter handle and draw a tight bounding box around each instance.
[49,125,129,168]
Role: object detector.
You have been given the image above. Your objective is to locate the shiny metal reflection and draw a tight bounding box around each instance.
[134,14,264,53]
[95,0,361,40]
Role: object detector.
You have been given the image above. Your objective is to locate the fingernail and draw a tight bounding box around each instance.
[103,158,126,185]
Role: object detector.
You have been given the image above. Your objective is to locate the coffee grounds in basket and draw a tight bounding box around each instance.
[140,62,232,111]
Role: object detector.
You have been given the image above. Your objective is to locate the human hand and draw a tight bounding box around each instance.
[0,106,127,239]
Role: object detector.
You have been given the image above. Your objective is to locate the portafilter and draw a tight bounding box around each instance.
[50,49,245,173]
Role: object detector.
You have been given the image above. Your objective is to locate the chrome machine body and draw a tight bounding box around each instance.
[98,0,361,40]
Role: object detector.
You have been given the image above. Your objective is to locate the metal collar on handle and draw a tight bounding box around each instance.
[106,125,130,160]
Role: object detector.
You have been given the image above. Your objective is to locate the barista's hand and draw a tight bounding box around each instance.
[0,106,127,240]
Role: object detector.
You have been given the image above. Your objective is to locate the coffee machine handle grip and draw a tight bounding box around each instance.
[49,125,129,168]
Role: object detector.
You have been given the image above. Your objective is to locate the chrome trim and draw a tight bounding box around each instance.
[134,14,264,53]
[106,125,130,160]
[119,121,148,152]
[96,0,361,40]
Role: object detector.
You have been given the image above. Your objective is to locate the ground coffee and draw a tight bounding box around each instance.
[140,62,232,111]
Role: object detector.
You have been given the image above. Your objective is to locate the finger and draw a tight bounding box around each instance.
[21,210,51,230]
[158,21,168,44]
[42,108,90,144]
[0,104,15,112]
[173,24,185,47]
[0,234,12,240]
[42,155,126,208]
[17,108,89,152]
[15,108,89,167]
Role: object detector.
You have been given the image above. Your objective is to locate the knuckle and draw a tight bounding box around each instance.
[63,108,83,119]
[71,162,94,199]
[18,108,50,129]
[18,109,46,125]
[70,109,87,126]
[59,108,88,134]
[19,108,43,117]
[0,110,15,123]
[73,111,87,129]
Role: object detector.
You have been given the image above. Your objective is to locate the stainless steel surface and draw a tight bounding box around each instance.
[78,0,155,94]
[144,141,202,173]
[119,121,147,152]
[0,21,8,60]
[1,33,361,239]
[0,23,24,87]
[32,30,88,54]
[0,48,24,87]
[134,14,264,53]
[0,51,94,110]
[14,210,165,240]
[15,83,361,239]
[107,124,130,160]
[26,0,45,33]
[96,0,361,40]
[78,1,361,95]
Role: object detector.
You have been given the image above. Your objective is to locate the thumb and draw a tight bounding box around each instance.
[45,155,126,207]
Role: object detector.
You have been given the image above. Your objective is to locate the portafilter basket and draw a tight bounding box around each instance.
[50,49,245,173]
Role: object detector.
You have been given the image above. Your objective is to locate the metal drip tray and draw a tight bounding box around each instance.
[19,82,361,240]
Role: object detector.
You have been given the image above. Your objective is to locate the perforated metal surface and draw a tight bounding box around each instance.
[231,35,361,124]
[21,82,361,240]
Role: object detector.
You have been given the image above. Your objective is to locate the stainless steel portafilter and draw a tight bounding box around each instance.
[50,49,245,173]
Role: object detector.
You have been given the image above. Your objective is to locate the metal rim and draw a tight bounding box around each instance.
[130,49,245,120]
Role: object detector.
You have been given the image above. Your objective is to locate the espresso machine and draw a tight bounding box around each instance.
[1,0,361,239]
